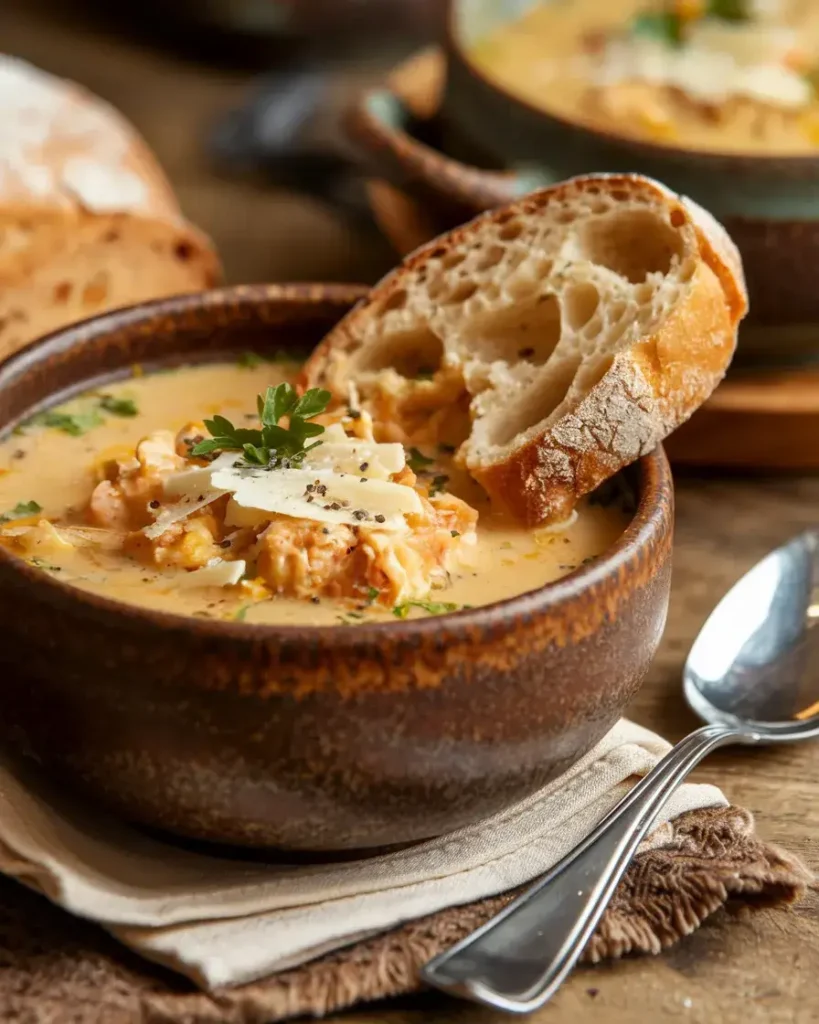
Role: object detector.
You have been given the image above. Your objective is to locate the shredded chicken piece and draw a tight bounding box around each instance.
[84,414,478,606]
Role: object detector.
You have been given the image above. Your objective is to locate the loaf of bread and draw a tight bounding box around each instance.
[0,56,221,358]
[302,174,748,525]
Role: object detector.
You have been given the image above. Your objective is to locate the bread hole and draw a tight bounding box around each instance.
[464,292,562,365]
[102,229,120,243]
[633,282,655,304]
[174,241,194,262]
[576,208,684,283]
[379,288,408,314]
[441,280,478,305]
[427,276,445,300]
[354,324,444,380]
[82,272,109,309]
[498,220,524,241]
[476,244,505,272]
[441,250,466,270]
[488,355,583,446]
[562,281,600,331]
[572,354,614,395]
[53,282,72,305]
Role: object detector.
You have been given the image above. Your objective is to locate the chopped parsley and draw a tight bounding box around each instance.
[706,0,749,22]
[238,350,294,368]
[234,605,250,622]
[631,10,683,46]
[450,530,460,538]
[31,408,104,436]
[429,474,449,496]
[192,383,331,467]
[238,352,264,369]
[0,500,42,523]
[392,599,462,618]
[99,394,138,417]
[407,447,435,473]
[415,367,435,381]
[366,585,380,604]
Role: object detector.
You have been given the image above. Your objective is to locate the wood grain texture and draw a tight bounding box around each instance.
[0,4,816,1021]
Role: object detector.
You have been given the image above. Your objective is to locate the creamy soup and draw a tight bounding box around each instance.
[471,0,819,155]
[0,359,631,626]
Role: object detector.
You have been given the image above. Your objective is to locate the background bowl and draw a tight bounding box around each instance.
[349,2,819,367]
[0,284,673,852]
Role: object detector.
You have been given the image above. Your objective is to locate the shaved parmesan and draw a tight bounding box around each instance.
[173,559,246,589]
[144,490,224,539]
[303,441,405,479]
[211,464,421,532]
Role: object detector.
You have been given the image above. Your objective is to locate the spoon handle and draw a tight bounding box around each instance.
[421,722,746,1013]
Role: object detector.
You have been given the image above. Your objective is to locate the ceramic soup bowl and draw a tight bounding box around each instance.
[348,2,819,366]
[0,284,673,852]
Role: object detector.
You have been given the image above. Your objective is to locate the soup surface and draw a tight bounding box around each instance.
[471,0,819,155]
[0,359,631,626]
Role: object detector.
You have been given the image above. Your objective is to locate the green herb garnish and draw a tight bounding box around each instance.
[0,500,42,523]
[429,474,449,496]
[415,367,435,381]
[392,600,461,618]
[31,409,104,436]
[238,352,264,369]
[407,447,435,473]
[99,395,138,417]
[450,530,460,538]
[234,605,250,622]
[191,383,331,467]
[366,586,380,604]
[631,10,683,46]
[706,0,749,22]
[238,350,293,368]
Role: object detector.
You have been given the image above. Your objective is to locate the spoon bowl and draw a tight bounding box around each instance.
[684,529,819,742]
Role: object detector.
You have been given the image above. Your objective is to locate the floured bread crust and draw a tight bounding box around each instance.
[302,174,747,525]
[0,56,221,357]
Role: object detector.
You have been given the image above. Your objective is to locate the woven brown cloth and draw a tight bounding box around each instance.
[0,805,810,1024]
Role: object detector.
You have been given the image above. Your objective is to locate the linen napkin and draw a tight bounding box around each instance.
[0,718,808,1008]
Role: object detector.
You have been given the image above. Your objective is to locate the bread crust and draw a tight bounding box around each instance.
[0,56,220,352]
[303,174,748,525]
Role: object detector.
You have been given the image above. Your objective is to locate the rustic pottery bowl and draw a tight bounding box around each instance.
[348,4,819,367]
[0,284,673,852]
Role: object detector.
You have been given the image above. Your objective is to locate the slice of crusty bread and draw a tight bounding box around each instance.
[302,174,748,525]
[0,56,221,359]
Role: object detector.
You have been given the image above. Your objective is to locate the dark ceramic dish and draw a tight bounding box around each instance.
[0,285,673,852]
[346,3,819,368]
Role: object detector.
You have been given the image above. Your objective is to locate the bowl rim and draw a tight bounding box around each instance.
[0,283,673,646]
[444,0,819,171]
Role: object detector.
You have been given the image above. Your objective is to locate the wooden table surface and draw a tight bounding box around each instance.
[2,4,817,1022]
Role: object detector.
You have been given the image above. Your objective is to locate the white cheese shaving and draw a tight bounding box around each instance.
[173,559,246,589]
[143,489,225,539]
[595,27,811,110]
[211,465,421,532]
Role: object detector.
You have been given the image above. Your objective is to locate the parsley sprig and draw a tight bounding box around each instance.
[191,383,332,468]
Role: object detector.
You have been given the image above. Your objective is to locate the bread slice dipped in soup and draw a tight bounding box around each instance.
[0,176,747,624]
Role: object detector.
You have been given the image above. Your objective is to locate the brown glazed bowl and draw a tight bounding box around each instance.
[0,284,674,852]
[348,24,819,369]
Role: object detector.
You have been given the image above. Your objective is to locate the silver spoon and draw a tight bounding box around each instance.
[422,530,819,1014]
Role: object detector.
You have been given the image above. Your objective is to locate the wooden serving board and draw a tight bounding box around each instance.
[367,179,819,471]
